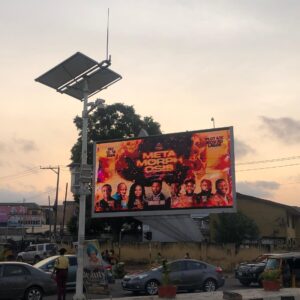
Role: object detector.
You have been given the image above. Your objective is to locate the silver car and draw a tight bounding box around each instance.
[0,262,56,300]
[34,254,115,289]
[122,259,225,295]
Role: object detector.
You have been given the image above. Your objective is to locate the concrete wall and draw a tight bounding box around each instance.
[98,241,289,271]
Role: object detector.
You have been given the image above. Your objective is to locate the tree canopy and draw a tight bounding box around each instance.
[68,102,162,239]
[213,212,259,245]
[71,102,161,164]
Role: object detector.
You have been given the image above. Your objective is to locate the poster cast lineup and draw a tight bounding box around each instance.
[94,128,234,213]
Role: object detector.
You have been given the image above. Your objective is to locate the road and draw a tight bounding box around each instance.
[44,275,260,300]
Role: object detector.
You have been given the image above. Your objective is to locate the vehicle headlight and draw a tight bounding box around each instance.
[137,274,148,280]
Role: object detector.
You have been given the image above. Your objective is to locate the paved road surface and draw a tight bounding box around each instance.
[44,275,261,300]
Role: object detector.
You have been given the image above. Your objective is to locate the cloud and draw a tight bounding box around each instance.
[237,180,280,198]
[0,142,6,152]
[261,116,300,143]
[13,137,38,152]
[0,187,56,205]
[235,139,255,159]
[0,188,30,203]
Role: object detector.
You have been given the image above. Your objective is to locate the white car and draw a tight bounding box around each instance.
[17,243,57,264]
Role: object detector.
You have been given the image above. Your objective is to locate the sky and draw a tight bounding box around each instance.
[1,0,300,207]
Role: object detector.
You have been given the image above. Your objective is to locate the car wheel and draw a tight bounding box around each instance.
[203,278,217,292]
[17,256,23,262]
[145,280,159,295]
[239,279,251,286]
[24,286,43,300]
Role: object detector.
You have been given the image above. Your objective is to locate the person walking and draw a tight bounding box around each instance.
[54,248,69,300]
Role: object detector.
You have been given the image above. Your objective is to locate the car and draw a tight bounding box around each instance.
[235,253,280,286]
[34,254,115,289]
[121,259,225,295]
[17,243,57,264]
[0,262,56,300]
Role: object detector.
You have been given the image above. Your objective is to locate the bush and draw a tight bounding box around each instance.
[260,269,281,281]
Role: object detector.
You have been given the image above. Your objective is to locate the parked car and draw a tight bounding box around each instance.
[235,253,280,286]
[121,259,225,295]
[34,254,114,289]
[0,262,56,300]
[17,243,57,264]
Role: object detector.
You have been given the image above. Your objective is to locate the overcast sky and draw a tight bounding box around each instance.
[1,0,300,206]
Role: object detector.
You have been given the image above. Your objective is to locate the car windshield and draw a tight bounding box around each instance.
[46,244,56,251]
[34,256,58,268]
[265,258,280,270]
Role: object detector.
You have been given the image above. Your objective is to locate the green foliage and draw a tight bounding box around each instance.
[70,103,162,238]
[71,102,161,164]
[260,269,281,281]
[67,215,78,238]
[113,262,126,279]
[162,260,170,286]
[213,212,259,244]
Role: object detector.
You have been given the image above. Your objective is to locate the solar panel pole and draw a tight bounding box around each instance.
[74,79,89,300]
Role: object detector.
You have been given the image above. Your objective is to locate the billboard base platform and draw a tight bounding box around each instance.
[137,215,203,242]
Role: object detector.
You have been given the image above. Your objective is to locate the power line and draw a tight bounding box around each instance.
[236,155,300,166]
[0,167,41,181]
[237,162,300,172]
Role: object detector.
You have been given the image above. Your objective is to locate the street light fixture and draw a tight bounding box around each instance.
[211,117,215,128]
[36,52,121,300]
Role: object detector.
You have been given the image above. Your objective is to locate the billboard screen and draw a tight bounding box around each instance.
[92,127,235,217]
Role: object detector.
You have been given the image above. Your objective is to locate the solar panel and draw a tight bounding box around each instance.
[61,67,122,100]
[35,52,98,90]
[35,52,122,100]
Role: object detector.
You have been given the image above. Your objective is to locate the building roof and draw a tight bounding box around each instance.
[237,193,300,216]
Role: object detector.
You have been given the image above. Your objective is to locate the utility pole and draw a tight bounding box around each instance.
[48,195,52,240]
[40,166,60,237]
[62,182,68,240]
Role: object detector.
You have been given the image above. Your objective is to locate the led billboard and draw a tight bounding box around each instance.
[92,127,235,217]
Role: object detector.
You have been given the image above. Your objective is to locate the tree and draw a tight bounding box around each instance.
[70,103,162,240]
[213,212,259,245]
[71,103,161,164]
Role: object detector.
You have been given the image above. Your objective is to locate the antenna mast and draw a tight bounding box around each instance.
[106,8,110,61]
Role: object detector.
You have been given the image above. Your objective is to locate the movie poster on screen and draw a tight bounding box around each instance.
[93,127,235,217]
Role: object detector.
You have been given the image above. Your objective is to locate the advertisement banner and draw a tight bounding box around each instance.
[83,240,109,295]
[93,127,235,217]
[0,206,27,227]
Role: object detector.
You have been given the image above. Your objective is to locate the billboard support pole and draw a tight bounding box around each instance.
[74,79,89,300]
[149,241,152,267]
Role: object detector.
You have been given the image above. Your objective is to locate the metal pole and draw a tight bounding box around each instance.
[74,80,89,300]
[53,166,60,236]
[48,196,52,240]
[62,183,68,239]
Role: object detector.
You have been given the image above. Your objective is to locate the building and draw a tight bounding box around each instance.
[0,203,45,228]
[210,193,300,247]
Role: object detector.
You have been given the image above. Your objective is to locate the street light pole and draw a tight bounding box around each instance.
[211,117,215,128]
[74,80,89,300]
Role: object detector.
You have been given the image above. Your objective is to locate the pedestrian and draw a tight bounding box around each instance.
[184,252,191,259]
[155,252,163,264]
[54,248,69,300]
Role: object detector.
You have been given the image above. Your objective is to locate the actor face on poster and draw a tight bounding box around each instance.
[93,128,235,214]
